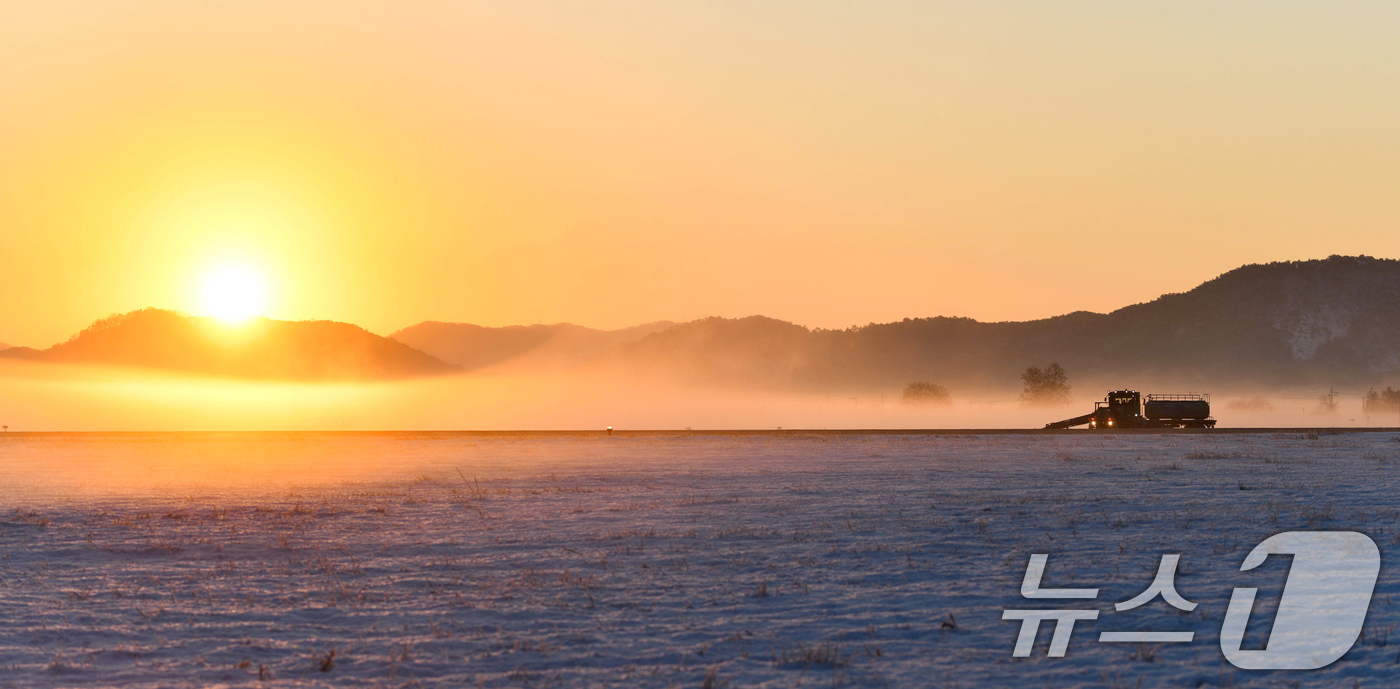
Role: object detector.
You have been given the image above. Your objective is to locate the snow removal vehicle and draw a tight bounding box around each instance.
[1043,390,1216,429]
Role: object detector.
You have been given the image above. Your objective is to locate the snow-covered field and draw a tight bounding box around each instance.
[2,432,1399,687]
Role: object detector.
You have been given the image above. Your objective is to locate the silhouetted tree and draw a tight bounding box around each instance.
[1362,387,1400,413]
[1020,363,1071,406]
[1316,389,1340,414]
[902,382,951,405]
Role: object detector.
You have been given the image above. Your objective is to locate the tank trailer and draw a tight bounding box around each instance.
[1044,390,1216,430]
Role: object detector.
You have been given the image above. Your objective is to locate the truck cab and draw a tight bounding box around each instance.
[1090,390,1143,428]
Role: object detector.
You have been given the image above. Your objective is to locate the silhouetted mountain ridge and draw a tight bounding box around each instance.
[604,256,1400,391]
[0,309,456,380]
[390,320,674,370]
[6,256,1397,389]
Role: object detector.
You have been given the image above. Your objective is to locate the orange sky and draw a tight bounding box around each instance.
[4,1,1400,347]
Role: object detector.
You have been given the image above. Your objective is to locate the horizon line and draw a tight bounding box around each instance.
[1,427,1396,438]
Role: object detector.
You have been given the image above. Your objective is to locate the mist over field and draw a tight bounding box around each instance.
[0,358,1388,432]
[4,257,1400,432]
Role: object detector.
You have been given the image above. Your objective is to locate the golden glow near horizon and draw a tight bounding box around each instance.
[3,2,1400,348]
[201,264,267,323]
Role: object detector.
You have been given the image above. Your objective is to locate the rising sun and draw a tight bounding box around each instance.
[201,265,267,323]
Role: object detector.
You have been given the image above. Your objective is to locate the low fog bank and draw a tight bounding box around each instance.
[0,360,1393,432]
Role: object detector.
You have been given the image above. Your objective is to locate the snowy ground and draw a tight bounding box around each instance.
[2,432,1399,687]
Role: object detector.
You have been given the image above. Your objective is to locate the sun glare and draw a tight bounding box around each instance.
[202,265,267,323]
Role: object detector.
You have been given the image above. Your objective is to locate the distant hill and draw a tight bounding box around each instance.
[391,320,673,371]
[8,256,1398,391]
[0,342,10,352]
[0,309,457,380]
[603,256,1400,392]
